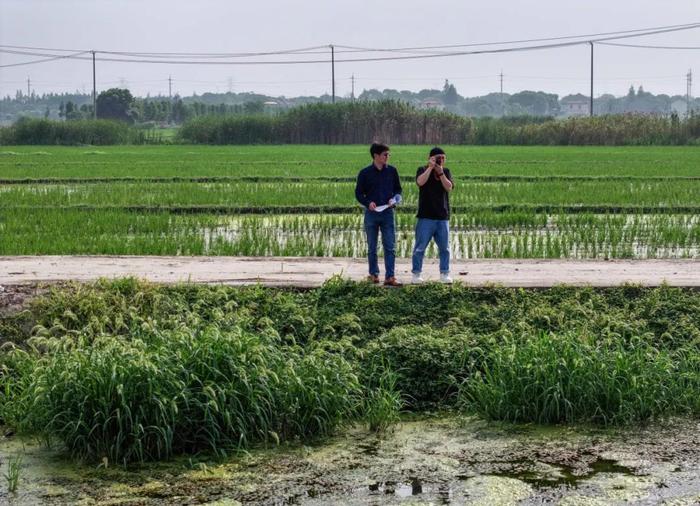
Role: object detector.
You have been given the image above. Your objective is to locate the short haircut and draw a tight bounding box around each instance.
[429,146,445,157]
[370,142,390,158]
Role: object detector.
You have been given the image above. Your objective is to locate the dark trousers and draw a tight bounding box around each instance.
[364,209,396,278]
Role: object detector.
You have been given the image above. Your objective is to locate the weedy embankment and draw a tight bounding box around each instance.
[1,278,699,464]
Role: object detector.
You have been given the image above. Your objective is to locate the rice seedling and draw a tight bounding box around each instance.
[3,454,22,493]
[2,145,700,180]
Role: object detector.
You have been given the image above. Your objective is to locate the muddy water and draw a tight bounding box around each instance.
[1,416,699,505]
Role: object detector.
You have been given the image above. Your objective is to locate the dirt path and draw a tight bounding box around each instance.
[1,256,698,287]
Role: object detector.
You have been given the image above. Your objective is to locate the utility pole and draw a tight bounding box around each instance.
[330,44,335,104]
[351,74,355,101]
[92,50,97,119]
[687,69,693,116]
[589,42,594,117]
[27,77,31,97]
[499,70,505,116]
[169,75,173,99]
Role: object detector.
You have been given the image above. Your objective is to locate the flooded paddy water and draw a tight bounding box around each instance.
[197,213,700,260]
[2,416,699,505]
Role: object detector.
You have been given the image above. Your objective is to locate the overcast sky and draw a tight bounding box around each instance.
[1,0,698,100]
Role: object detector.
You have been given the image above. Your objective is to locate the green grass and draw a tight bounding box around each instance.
[461,330,700,424]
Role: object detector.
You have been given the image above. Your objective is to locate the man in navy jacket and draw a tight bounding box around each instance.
[355,143,403,286]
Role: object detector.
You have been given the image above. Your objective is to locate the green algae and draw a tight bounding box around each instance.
[2,415,700,504]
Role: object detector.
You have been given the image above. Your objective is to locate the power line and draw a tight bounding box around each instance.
[1,23,699,68]
[598,42,700,50]
[4,22,698,57]
[0,44,331,57]
[0,50,90,68]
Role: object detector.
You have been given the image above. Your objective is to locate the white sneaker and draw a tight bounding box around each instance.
[412,273,425,284]
[440,273,453,284]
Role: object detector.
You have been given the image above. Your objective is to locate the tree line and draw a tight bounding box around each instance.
[4,83,698,125]
[3,101,700,146]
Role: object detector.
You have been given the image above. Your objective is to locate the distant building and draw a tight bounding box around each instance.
[418,98,445,111]
[560,94,590,116]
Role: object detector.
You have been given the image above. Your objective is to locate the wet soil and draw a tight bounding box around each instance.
[0,283,43,317]
[1,416,699,505]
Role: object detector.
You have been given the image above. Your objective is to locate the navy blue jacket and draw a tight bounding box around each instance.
[355,164,402,208]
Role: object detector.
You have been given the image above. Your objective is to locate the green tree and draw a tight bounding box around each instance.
[96,88,135,123]
[442,80,459,106]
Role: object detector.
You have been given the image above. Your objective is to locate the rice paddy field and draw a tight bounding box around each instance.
[1,144,699,258]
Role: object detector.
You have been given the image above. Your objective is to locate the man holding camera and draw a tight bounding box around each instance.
[411,146,454,284]
[355,142,403,286]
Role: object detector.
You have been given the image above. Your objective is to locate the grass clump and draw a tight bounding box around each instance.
[461,331,700,424]
[6,327,360,464]
[362,367,403,432]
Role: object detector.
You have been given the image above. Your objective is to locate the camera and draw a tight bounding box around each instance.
[434,155,444,165]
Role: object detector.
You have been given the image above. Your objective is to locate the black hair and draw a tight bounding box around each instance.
[370,142,390,158]
[429,146,445,157]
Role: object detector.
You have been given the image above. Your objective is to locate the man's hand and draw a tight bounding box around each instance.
[368,202,377,211]
[427,156,437,170]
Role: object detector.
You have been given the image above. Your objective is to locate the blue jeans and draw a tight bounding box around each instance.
[412,218,450,274]
[364,209,396,279]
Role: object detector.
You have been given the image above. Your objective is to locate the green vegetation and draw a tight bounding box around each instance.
[462,331,700,424]
[0,118,161,146]
[2,145,700,179]
[2,179,700,208]
[0,145,698,258]
[3,454,22,493]
[179,101,472,144]
[1,280,699,464]
[0,209,697,258]
[5,103,700,146]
